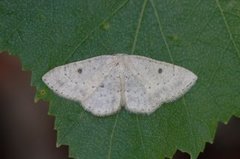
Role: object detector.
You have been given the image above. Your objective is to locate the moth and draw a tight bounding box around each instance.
[42,54,197,116]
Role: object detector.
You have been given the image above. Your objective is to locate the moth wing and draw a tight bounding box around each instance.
[81,65,122,116]
[42,55,116,102]
[124,55,197,114]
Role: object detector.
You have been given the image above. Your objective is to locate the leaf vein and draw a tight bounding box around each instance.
[206,42,231,88]
[150,0,174,63]
[64,0,129,63]
[131,0,148,54]
[107,114,119,159]
[215,0,240,60]
[136,116,146,159]
[182,97,198,157]
[58,112,84,144]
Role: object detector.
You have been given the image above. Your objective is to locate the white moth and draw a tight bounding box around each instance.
[42,54,197,116]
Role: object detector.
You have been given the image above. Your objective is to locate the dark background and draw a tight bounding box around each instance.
[1,53,240,159]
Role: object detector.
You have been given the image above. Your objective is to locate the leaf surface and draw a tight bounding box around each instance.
[1,0,240,158]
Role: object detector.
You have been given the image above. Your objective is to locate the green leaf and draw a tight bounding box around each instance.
[1,0,240,158]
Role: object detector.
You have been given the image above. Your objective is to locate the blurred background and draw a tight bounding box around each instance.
[1,53,240,159]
